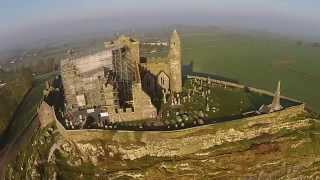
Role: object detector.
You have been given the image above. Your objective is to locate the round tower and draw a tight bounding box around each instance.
[168,30,182,93]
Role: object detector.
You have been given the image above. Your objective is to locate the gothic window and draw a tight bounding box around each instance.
[147,79,150,87]
[161,77,166,85]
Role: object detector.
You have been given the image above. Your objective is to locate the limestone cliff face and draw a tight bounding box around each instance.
[37,102,55,128]
[6,108,320,179]
[58,117,311,162]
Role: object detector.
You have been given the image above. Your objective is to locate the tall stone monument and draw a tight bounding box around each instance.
[168,30,182,93]
[270,80,283,112]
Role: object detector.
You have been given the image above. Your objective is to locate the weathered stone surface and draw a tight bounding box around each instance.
[53,105,308,162]
[37,102,55,129]
[168,30,182,93]
[140,30,182,95]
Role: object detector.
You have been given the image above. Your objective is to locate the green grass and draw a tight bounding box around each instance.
[0,70,33,135]
[182,85,269,118]
[1,72,57,143]
[161,79,296,125]
[5,125,58,179]
[286,120,320,157]
[181,31,320,112]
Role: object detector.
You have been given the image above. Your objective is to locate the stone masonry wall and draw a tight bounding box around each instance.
[37,101,56,129]
[55,104,305,142]
[57,104,309,161]
[108,84,157,122]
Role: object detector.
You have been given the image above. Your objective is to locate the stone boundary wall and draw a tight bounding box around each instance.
[186,75,302,103]
[50,75,305,143]
[54,104,305,142]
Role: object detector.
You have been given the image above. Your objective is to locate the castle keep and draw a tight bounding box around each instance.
[60,30,182,126]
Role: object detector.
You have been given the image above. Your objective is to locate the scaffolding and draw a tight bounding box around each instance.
[112,46,136,108]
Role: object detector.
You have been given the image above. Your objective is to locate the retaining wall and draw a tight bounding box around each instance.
[54,104,311,161]
[55,104,305,143]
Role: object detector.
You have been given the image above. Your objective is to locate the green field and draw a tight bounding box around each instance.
[0,72,57,144]
[181,31,320,112]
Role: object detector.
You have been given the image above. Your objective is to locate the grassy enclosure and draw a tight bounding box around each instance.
[180,31,320,112]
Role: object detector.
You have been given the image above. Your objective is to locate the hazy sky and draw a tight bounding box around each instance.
[1,0,320,50]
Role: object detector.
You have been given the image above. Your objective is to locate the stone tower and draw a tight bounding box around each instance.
[270,80,283,111]
[168,30,182,93]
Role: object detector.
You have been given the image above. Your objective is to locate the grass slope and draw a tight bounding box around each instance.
[0,70,32,136]
[0,72,57,144]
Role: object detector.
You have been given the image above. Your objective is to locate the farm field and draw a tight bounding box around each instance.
[180,31,320,112]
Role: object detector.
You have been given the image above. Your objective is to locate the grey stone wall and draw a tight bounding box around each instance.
[37,102,55,129]
[55,104,305,142]
[56,104,309,161]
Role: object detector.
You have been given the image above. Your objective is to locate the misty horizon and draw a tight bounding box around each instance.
[1,0,320,52]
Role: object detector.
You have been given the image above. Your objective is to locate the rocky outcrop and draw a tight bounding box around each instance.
[116,119,310,160]
[6,109,319,179]
[58,116,311,164]
[37,102,55,129]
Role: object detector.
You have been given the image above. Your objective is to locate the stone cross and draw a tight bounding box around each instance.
[171,96,175,105]
[206,102,210,112]
[183,96,187,103]
[193,86,197,93]
[206,96,210,111]
[187,90,191,101]
[177,94,181,105]
[162,89,167,104]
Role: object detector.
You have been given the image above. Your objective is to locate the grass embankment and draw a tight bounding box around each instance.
[0,72,57,144]
[5,125,58,179]
[0,70,32,136]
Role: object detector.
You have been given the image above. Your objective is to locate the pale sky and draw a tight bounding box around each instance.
[0,0,320,50]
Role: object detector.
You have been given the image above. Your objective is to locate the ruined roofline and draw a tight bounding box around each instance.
[104,35,139,48]
[61,49,109,64]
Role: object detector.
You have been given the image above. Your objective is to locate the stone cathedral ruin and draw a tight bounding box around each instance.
[60,30,183,128]
[55,30,301,130]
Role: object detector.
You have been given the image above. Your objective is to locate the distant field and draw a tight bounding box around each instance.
[181,31,320,112]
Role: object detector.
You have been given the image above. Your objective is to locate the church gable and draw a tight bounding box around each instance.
[142,60,170,78]
[157,71,170,93]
